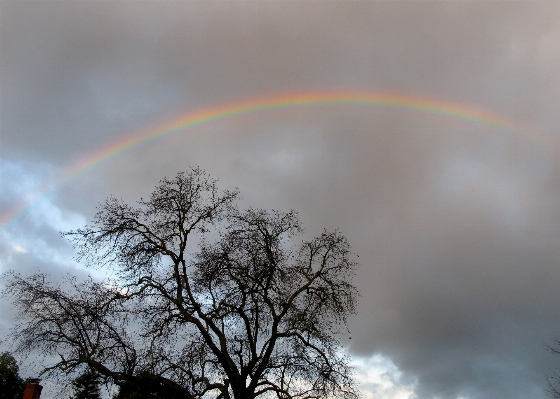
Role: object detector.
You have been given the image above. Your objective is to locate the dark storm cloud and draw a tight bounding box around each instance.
[2,2,560,398]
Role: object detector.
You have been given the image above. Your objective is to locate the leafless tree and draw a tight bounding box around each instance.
[5,167,360,399]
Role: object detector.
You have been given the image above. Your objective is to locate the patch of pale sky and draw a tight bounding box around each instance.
[0,161,104,280]
[1,159,86,229]
[0,159,55,199]
[12,244,27,254]
[352,354,417,399]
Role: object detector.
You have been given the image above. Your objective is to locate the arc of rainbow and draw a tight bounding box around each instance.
[0,90,549,229]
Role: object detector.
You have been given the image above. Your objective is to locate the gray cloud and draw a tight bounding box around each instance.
[2,1,560,398]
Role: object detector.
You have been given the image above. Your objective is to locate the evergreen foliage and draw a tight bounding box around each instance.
[70,371,101,399]
[0,352,25,399]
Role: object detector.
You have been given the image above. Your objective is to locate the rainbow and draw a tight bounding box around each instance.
[0,90,550,229]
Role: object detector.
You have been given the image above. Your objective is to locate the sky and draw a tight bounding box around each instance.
[1,1,560,398]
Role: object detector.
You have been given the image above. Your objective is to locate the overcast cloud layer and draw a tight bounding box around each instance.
[2,2,560,398]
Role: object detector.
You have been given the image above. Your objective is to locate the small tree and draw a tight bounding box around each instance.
[0,352,25,399]
[70,370,101,399]
[6,167,360,399]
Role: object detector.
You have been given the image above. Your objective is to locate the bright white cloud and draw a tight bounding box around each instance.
[352,354,417,399]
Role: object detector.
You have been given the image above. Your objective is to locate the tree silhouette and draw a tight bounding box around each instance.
[112,372,184,399]
[70,370,101,399]
[0,352,25,399]
[6,167,359,399]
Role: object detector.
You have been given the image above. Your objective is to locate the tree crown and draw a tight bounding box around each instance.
[0,352,25,399]
[70,370,101,399]
[5,167,360,399]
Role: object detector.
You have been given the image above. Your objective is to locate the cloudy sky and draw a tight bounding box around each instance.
[1,1,560,398]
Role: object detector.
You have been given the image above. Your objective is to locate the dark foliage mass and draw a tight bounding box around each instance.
[0,352,25,399]
[112,372,185,399]
[4,167,360,399]
[70,370,101,399]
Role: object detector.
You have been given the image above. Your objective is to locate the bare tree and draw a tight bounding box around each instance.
[5,167,360,399]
